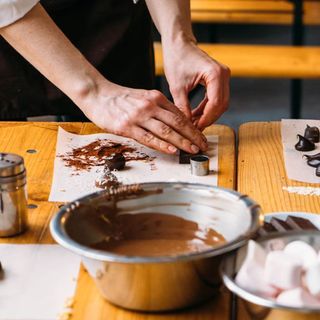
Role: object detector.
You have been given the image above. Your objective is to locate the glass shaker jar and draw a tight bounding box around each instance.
[0,153,27,237]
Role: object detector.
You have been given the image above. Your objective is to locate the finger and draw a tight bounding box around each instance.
[154,108,208,151]
[170,88,192,119]
[131,126,178,155]
[143,118,201,154]
[197,76,224,130]
[192,94,208,118]
[223,67,230,110]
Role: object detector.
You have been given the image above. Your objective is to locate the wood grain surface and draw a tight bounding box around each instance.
[237,121,320,320]
[0,122,235,320]
[238,122,320,213]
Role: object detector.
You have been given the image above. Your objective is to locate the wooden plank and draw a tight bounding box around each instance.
[154,42,320,78]
[238,122,320,213]
[190,0,320,25]
[0,122,235,320]
[191,0,293,12]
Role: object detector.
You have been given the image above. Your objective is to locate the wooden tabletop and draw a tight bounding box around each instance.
[238,122,320,320]
[238,122,320,213]
[0,122,235,320]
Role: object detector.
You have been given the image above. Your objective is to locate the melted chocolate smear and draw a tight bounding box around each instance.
[59,139,154,171]
[90,212,225,257]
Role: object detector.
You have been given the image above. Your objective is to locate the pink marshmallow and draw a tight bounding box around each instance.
[276,288,320,308]
[265,250,302,290]
[284,241,318,269]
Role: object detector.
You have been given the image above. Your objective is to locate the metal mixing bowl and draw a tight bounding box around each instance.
[50,182,261,312]
[221,231,320,320]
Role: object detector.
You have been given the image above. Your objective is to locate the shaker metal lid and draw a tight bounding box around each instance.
[0,153,25,177]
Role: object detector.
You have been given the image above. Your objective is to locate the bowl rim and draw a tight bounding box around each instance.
[221,230,320,313]
[50,182,261,264]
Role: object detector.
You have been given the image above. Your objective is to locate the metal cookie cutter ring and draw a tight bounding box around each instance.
[190,155,210,176]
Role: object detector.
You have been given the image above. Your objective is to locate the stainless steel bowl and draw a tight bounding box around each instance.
[50,182,261,312]
[221,231,320,320]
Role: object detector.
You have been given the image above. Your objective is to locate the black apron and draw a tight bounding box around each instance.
[0,0,154,119]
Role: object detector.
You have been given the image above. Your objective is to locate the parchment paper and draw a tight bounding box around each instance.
[0,244,80,320]
[49,127,218,202]
[281,119,320,183]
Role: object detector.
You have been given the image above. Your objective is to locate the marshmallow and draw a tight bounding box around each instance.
[235,241,278,298]
[305,262,320,297]
[245,240,267,266]
[276,288,320,308]
[235,260,279,298]
[284,241,318,269]
[265,250,302,290]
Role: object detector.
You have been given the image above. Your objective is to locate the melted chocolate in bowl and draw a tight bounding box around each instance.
[90,212,225,257]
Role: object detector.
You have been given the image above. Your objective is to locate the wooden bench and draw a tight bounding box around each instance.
[190,0,320,25]
[154,42,320,78]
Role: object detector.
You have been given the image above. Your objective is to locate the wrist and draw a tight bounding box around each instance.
[161,30,197,51]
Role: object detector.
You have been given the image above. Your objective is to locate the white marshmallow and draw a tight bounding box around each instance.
[235,260,279,298]
[305,262,320,297]
[245,240,267,266]
[235,241,277,298]
[276,288,320,308]
[265,250,302,290]
[284,241,318,269]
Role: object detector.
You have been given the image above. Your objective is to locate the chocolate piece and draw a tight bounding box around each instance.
[304,125,320,143]
[179,150,201,164]
[285,216,319,231]
[304,153,320,168]
[295,134,315,152]
[105,153,126,171]
[258,222,277,236]
[316,165,320,177]
[270,217,292,232]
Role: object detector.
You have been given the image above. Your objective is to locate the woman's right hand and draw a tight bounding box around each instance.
[80,82,208,155]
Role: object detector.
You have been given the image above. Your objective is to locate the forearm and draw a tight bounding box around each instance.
[145,0,196,46]
[0,3,110,110]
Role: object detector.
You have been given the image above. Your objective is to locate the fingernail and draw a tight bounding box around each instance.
[168,145,177,153]
[191,144,200,153]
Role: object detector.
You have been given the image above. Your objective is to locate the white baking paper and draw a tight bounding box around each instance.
[281,119,320,183]
[0,244,80,320]
[49,127,218,202]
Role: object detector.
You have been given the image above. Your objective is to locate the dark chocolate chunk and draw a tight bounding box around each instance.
[304,125,320,143]
[295,134,315,152]
[285,216,319,231]
[105,153,126,171]
[179,150,201,164]
[316,165,320,177]
[270,217,292,232]
[304,153,320,168]
[258,222,277,236]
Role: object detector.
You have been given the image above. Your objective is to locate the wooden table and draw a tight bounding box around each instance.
[237,121,320,320]
[0,122,235,320]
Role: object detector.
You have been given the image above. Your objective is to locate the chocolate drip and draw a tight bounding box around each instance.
[295,134,315,152]
[304,125,320,143]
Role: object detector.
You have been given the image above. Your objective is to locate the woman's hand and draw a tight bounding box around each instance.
[163,40,230,131]
[80,83,208,155]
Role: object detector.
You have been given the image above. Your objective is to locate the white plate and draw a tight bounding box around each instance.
[264,212,320,229]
